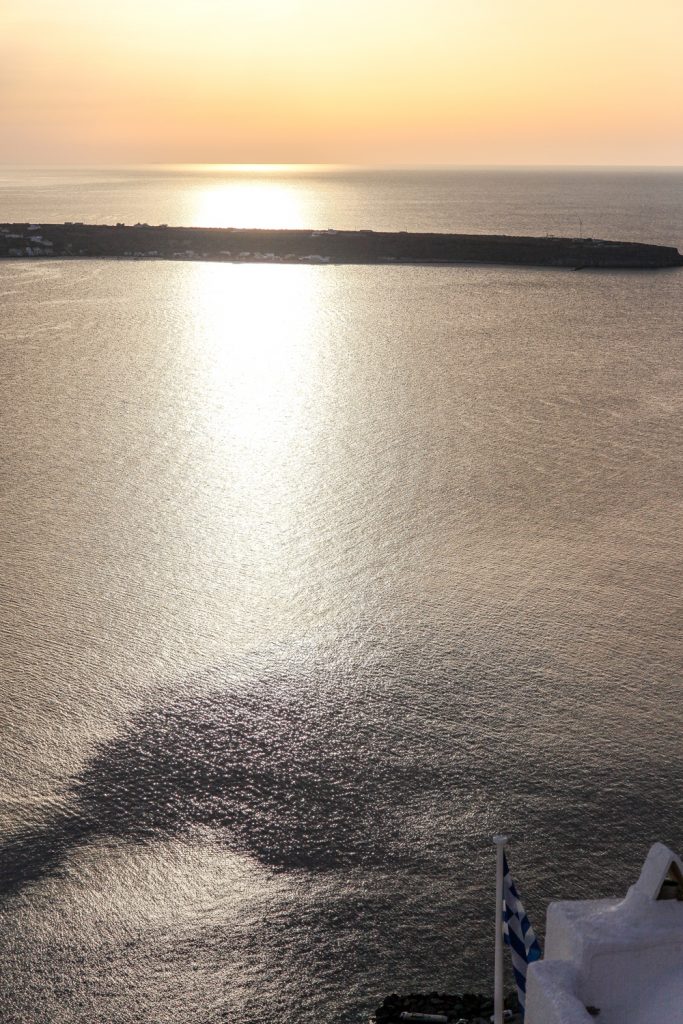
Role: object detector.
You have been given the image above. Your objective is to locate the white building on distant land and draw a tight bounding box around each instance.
[526,843,683,1024]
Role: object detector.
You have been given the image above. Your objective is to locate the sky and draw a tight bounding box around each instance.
[2,0,682,166]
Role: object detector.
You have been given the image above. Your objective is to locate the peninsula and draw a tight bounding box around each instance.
[1,223,681,269]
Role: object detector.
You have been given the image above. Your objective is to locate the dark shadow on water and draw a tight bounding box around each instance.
[3,659,683,910]
[0,681,413,896]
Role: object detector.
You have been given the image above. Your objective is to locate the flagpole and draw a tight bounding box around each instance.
[493,835,508,1024]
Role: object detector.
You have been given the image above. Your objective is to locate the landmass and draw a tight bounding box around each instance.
[1,222,681,269]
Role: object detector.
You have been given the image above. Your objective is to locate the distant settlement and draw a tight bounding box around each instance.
[1,223,681,269]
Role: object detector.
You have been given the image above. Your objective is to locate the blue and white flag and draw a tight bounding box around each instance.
[502,852,542,1016]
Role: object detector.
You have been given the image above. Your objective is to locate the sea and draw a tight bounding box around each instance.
[0,166,682,1023]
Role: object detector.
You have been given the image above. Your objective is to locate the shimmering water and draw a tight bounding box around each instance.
[1,167,682,1023]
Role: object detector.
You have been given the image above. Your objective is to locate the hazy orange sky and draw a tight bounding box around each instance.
[2,0,682,165]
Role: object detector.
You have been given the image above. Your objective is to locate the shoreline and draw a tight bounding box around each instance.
[1,223,681,270]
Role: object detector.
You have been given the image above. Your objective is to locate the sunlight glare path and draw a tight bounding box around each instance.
[181,262,329,621]
[191,177,310,228]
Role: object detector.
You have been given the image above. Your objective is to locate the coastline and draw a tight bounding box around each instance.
[1,223,681,270]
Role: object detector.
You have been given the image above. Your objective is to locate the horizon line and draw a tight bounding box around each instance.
[1,162,682,173]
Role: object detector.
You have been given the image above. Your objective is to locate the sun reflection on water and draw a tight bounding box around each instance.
[177,261,330,620]
[191,176,310,229]
[187,262,320,451]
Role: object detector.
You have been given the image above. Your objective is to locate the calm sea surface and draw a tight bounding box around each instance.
[1,167,682,1023]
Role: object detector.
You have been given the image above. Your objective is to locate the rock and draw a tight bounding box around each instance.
[371,989,520,1023]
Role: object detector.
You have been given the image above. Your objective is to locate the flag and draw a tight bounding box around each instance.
[502,852,542,1016]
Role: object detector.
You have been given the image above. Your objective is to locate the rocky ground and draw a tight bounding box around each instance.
[371,990,521,1023]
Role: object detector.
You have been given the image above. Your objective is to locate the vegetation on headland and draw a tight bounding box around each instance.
[1,223,681,269]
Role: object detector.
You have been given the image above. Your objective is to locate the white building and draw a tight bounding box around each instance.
[526,843,683,1024]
